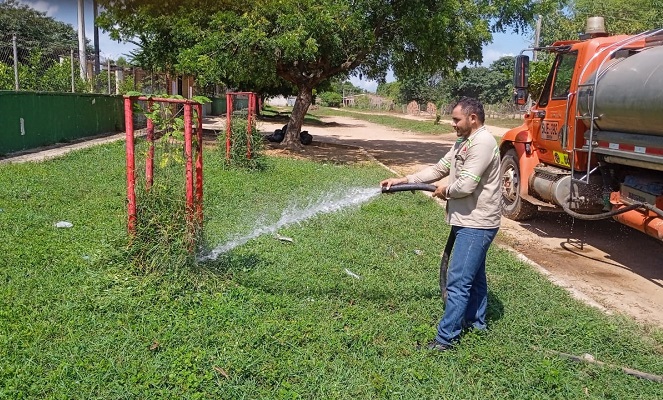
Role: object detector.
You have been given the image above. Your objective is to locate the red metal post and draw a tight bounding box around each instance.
[246,93,253,159]
[146,99,155,189]
[184,103,194,226]
[226,93,233,160]
[124,96,136,234]
[195,103,204,224]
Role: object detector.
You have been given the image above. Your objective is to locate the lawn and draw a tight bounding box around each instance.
[1,140,662,399]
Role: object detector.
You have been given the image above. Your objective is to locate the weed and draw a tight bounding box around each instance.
[123,96,209,273]
[219,117,266,170]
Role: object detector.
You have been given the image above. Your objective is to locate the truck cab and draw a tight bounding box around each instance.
[499,17,663,240]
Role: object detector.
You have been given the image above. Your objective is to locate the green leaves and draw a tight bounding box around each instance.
[98,0,547,91]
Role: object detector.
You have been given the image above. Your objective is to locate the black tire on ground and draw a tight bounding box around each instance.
[500,149,537,220]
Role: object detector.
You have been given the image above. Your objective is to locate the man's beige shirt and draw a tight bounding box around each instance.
[406,125,502,229]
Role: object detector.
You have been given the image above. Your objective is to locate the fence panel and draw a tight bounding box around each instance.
[0,92,125,155]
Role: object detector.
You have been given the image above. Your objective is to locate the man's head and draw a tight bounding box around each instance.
[451,97,485,138]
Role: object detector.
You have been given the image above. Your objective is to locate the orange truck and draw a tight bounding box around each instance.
[500,17,663,241]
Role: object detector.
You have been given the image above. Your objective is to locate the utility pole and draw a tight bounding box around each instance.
[533,15,542,61]
[12,33,18,90]
[93,0,100,80]
[77,0,87,80]
[70,49,75,92]
[108,58,112,94]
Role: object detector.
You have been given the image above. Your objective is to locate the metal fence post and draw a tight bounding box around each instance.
[70,49,75,93]
[12,34,19,91]
[107,58,111,94]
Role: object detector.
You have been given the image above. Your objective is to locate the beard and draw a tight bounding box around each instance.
[455,126,471,137]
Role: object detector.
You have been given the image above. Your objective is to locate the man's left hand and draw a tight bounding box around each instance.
[433,185,448,200]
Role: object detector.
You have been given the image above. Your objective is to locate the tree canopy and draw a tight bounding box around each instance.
[0,0,78,58]
[537,0,663,46]
[98,0,552,147]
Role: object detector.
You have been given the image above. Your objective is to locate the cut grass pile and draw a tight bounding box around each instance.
[1,141,662,399]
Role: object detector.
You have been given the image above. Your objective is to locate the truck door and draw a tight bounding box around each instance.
[534,52,578,169]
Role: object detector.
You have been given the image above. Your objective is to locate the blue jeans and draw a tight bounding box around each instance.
[435,225,499,346]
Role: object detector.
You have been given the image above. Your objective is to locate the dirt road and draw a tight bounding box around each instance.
[259,115,663,328]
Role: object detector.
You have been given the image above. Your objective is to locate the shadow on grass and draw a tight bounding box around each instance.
[200,251,506,321]
[486,290,505,323]
[199,252,266,276]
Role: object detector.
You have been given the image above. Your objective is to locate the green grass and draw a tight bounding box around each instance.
[484,117,526,129]
[1,141,662,399]
[308,107,525,134]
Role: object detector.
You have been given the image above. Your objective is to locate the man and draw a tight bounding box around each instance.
[380,97,501,351]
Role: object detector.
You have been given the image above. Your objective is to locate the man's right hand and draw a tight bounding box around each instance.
[380,177,408,190]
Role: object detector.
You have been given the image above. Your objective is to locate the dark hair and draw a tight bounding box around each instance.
[453,97,485,124]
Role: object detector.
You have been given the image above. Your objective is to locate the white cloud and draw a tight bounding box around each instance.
[481,48,515,67]
[349,76,378,93]
[18,0,59,17]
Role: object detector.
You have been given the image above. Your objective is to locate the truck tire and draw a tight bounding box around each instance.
[500,149,536,220]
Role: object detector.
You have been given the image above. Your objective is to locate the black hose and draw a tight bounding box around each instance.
[381,183,437,193]
[560,200,663,221]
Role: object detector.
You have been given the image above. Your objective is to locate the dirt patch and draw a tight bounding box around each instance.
[263,140,373,165]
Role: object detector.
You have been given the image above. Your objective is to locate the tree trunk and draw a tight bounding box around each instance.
[282,85,313,149]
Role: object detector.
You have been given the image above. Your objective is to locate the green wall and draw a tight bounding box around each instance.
[0,91,124,155]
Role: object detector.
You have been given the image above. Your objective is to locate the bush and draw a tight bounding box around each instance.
[127,162,197,275]
[219,118,265,170]
[124,97,209,274]
[319,91,343,107]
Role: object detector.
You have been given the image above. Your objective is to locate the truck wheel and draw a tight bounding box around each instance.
[500,149,536,220]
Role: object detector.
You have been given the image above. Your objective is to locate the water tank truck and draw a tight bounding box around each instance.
[501,17,663,241]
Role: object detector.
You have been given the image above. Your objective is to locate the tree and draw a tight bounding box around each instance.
[98,0,553,148]
[0,0,78,58]
[376,81,401,103]
[319,91,342,107]
[537,0,663,46]
[116,56,130,68]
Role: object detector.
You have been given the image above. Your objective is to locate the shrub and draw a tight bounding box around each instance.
[124,96,209,274]
[319,91,343,107]
[219,118,265,170]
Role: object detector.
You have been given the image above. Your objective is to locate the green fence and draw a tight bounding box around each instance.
[209,96,251,116]
[0,91,125,155]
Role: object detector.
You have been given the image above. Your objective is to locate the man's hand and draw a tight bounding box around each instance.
[433,185,448,200]
[380,177,408,190]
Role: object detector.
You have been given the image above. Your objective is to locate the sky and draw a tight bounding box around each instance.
[17,0,138,61]
[349,31,533,92]
[17,0,533,92]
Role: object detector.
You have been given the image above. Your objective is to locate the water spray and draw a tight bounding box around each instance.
[198,186,382,262]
